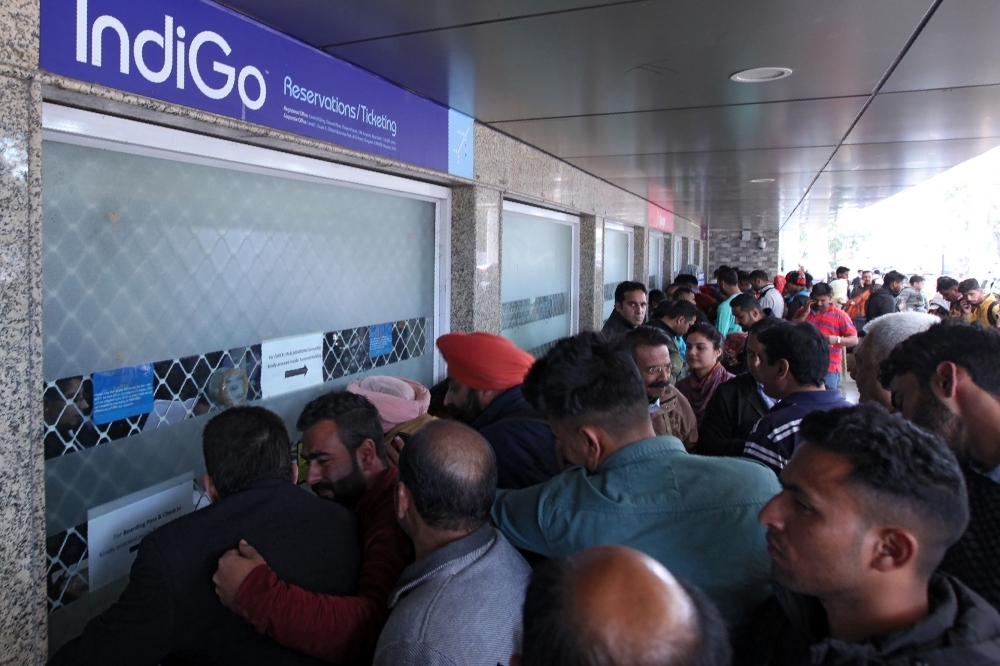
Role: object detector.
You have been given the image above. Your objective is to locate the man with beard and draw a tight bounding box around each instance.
[212,391,413,663]
[739,404,1000,665]
[698,318,783,457]
[621,326,698,449]
[865,270,905,322]
[436,332,560,489]
[880,321,1000,610]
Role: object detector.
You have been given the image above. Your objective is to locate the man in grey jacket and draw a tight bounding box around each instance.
[374,420,530,666]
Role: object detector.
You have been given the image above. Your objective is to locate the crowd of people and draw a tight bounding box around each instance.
[51,263,1000,666]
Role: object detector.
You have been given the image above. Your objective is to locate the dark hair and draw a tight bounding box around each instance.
[811,282,833,298]
[879,320,1000,399]
[958,278,981,294]
[521,558,731,666]
[684,322,724,350]
[937,277,959,293]
[909,275,924,286]
[716,267,738,288]
[297,391,387,465]
[523,332,649,437]
[747,316,786,339]
[836,266,850,277]
[672,287,695,302]
[674,274,699,288]
[730,292,761,314]
[615,281,647,304]
[656,299,700,321]
[883,270,906,287]
[756,322,827,387]
[737,270,751,284]
[202,406,293,498]
[398,420,496,531]
[800,403,968,575]
[648,289,667,305]
[749,269,769,282]
[622,325,675,358]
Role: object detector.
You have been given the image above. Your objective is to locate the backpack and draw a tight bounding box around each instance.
[844,290,871,320]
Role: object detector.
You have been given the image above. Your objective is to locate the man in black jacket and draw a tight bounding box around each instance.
[698,318,783,456]
[437,332,560,489]
[739,403,1000,665]
[881,321,1000,611]
[864,270,905,322]
[602,281,648,336]
[50,406,361,666]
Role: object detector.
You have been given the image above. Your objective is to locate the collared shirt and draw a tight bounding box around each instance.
[805,307,857,372]
[491,436,780,627]
[743,390,853,474]
[374,526,530,666]
[758,382,778,409]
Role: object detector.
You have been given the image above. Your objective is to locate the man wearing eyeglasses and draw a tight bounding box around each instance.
[621,327,698,450]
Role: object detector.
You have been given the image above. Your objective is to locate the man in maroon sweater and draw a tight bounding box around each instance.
[212,391,413,663]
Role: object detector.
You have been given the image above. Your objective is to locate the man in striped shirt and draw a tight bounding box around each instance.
[742,322,853,474]
[793,282,858,390]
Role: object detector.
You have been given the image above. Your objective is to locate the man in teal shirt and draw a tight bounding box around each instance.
[715,266,744,337]
[491,332,780,629]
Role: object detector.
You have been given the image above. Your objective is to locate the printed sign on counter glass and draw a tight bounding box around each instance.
[260,332,324,399]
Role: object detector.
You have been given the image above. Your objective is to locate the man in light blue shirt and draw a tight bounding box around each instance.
[715,267,744,337]
[490,332,780,629]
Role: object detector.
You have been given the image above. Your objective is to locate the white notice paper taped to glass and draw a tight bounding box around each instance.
[260,332,324,398]
[87,474,193,590]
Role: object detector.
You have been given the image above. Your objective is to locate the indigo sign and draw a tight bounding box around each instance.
[41,0,474,176]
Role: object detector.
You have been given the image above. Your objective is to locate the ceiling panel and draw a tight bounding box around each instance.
[845,86,1000,145]
[493,97,865,159]
[830,137,1000,173]
[320,0,928,120]
[211,0,996,234]
[565,146,836,179]
[216,0,626,48]
[881,0,1000,93]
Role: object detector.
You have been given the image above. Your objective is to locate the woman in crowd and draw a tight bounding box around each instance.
[676,323,734,423]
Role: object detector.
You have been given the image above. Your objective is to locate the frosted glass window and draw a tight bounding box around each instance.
[41,134,442,636]
[501,210,576,356]
[648,235,663,291]
[603,228,631,320]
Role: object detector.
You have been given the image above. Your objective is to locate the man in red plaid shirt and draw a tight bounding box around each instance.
[793,282,859,390]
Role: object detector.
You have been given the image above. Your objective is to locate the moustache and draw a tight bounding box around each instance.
[647,382,671,390]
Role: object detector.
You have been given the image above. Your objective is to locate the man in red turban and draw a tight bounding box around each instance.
[435,332,559,489]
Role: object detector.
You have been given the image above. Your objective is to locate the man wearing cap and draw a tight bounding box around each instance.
[782,271,811,321]
[958,278,1000,327]
[437,332,560,490]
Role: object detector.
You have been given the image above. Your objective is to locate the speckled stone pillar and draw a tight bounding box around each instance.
[633,226,650,289]
[450,186,502,334]
[1,0,48,661]
[578,215,604,331]
[662,233,675,285]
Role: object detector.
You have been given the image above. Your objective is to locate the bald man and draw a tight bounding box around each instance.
[374,420,531,666]
[514,545,731,666]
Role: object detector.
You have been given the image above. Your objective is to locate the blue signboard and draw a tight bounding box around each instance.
[91,364,155,425]
[368,323,394,358]
[41,0,473,175]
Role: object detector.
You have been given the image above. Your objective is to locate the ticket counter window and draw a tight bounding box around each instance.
[500,203,579,357]
[603,225,633,320]
[40,106,448,648]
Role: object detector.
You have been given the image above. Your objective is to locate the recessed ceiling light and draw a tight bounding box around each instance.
[750,178,776,183]
[730,67,793,83]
